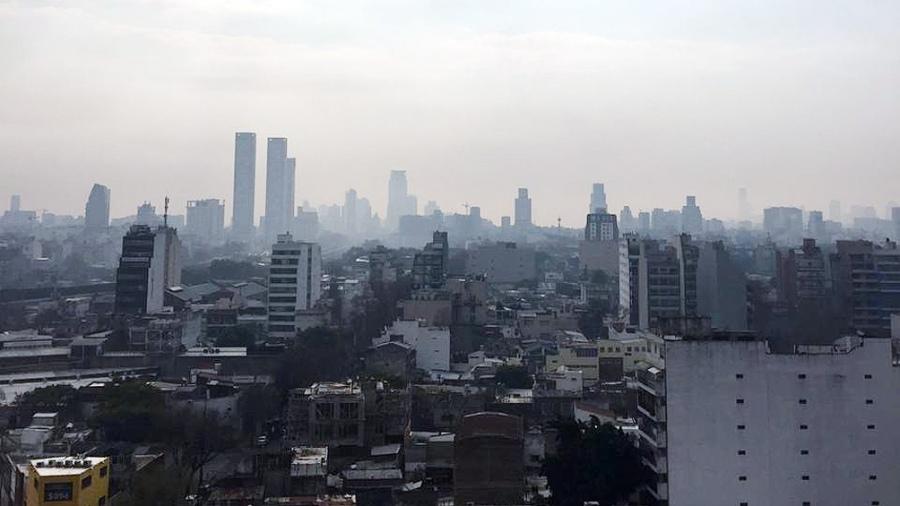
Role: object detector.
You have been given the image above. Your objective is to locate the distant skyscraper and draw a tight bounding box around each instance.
[828,199,842,223]
[344,189,358,235]
[264,137,289,240]
[638,211,651,233]
[387,170,415,229]
[84,183,111,231]
[893,207,900,240]
[135,202,159,226]
[285,157,296,227]
[738,188,751,222]
[424,200,440,216]
[9,194,20,212]
[807,210,824,237]
[619,206,636,233]
[232,132,256,240]
[681,195,703,235]
[186,199,225,244]
[590,183,607,213]
[514,188,532,227]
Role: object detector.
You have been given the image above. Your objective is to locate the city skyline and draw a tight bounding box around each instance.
[2,2,900,225]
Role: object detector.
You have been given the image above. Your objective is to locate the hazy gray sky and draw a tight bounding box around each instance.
[1,0,898,226]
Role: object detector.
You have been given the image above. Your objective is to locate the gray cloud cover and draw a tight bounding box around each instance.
[1,0,898,225]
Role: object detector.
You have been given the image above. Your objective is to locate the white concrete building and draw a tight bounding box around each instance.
[267,234,322,340]
[376,319,450,373]
[637,336,900,506]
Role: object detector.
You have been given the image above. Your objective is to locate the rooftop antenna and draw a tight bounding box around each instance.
[163,196,169,228]
[557,217,562,229]
[463,202,470,214]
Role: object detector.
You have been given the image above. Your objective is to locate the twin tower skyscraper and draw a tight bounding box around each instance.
[232,133,296,242]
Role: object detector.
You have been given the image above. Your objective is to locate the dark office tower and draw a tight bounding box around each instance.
[114,222,182,316]
[84,183,111,231]
[514,188,532,227]
[114,225,164,315]
[264,137,289,240]
[232,132,256,240]
[590,183,607,213]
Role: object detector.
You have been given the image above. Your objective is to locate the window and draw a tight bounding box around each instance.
[737,450,746,456]
[803,502,811,506]
[800,450,809,455]
[799,399,807,405]
[866,399,874,405]
[865,374,873,379]
[738,476,747,481]
[800,425,808,430]
[740,503,749,506]
[801,475,809,481]
[869,475,877,481]
[868,450,877,455]
[737,425,746,430]
[798,373,806,379]
[736,399,745,405]
[867,425,876,430]
[81,476,92,489]
[736,373,744,379]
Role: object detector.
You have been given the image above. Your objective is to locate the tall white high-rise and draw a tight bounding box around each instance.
[590,183,607,213]
[265,138,289,240]
[84,183,111,231]
[514,188,532,227]
[232,132,256,240]
[267,233,322,340]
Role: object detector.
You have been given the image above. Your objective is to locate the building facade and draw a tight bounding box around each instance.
[638,336,900,506]
[26,457,110,506]
[267,233,322,340]
[186,199,225,245]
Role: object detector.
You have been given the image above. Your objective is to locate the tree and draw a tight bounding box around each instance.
[237,385,282,436]
[495,365,533,389]
[16,385,80,424]
[543,418,651,506]
[274,327,357,398]
[90,382,167,442]
[215,325,256,349]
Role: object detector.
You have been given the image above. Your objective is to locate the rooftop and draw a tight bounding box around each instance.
[30,457,107,477]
